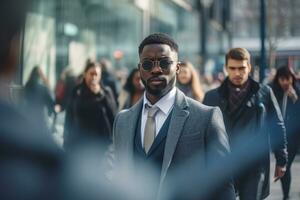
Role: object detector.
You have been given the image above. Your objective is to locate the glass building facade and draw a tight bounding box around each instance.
[21,0,205,88]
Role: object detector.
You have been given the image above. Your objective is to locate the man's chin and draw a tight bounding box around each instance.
[145,84,166,95]
[146,87,164,96]
[231,80,244,87]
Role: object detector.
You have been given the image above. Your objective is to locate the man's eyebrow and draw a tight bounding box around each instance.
[228,66,247,68]
[141,56,171,60]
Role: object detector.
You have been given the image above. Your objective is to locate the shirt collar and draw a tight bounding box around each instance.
[143,87,176,115]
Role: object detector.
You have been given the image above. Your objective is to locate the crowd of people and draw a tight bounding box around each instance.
[1,1,300,200]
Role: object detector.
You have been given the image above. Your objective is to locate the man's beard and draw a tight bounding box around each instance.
[141,75,176,97]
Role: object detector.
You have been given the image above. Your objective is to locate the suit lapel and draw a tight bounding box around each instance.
[160,89,189,185]
[123,99,143,162]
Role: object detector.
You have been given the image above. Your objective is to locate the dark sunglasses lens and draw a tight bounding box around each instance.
[160,59,172,70]
[142,60,153,71]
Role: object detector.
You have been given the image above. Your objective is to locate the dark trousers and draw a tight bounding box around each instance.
[280,146,298,199]
[235,171,265,200]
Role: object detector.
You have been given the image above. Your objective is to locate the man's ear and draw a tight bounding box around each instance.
[223,65,228,76]
[248,63,252,72]
[176,62,181,74]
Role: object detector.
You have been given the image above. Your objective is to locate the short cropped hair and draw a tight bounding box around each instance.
[138,33,179,55]
[225,48,251,65]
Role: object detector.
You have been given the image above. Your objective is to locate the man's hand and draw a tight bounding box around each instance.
[274,165,286,182]
[54,104,61,113]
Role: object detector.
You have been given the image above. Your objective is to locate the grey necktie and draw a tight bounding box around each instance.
[144,104,160,153]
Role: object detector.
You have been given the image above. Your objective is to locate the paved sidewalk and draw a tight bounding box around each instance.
[269,155,300,200]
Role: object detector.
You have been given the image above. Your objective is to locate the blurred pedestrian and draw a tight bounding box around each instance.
[203,47,288,200]
[0,1,63,199]
[271,66,300,200]
[64,61,117,152]
[55,67,78,112]
[118,68,144,110]
[177,61,204,102]
[23,66,56,131]
[100,58,120,102]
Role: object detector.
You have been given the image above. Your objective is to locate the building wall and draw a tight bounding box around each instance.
[231,0,300,70]
[21,0,230,87]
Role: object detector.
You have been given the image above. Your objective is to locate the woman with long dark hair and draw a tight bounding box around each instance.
[271,66,300,200]
[118,68,144,110]
[64,61,117,151]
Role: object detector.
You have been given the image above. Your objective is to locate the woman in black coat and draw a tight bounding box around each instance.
[271,66,300,200]
[64,61,117,151]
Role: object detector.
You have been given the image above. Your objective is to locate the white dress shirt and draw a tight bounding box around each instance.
[141,87,176,147]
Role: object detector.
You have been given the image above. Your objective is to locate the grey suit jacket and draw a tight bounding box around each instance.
[112,89,234,199]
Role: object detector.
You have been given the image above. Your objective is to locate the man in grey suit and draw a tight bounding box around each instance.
[112,33,235,200]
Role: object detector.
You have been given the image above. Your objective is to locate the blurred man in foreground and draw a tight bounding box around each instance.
[0,1,63,199]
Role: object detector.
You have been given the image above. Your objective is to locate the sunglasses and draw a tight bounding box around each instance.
[139,58,175,71]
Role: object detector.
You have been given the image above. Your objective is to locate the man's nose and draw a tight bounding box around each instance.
[151,61,162,72]
[234,69,240,75]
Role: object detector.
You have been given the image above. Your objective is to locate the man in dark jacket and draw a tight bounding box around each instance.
[203,48,287,200]
[0,1,63,200]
